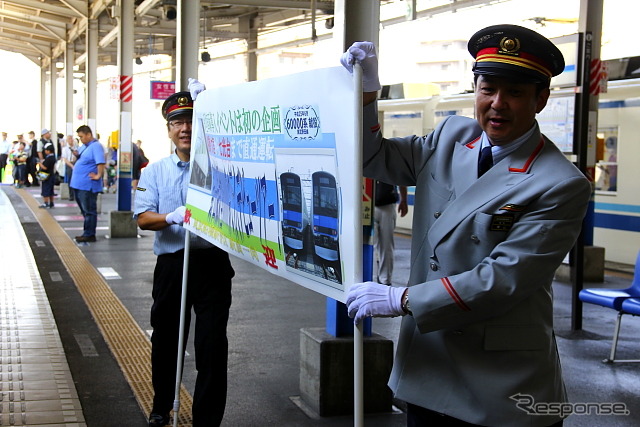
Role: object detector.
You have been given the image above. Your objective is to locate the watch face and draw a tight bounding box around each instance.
[402,292,411,314]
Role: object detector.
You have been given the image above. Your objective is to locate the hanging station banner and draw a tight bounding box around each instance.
[150,80,176,100]
[184,67,362,301]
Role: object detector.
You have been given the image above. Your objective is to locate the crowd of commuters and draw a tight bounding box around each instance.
[0,129,56,187]
[0,129,68,186]
[1,127,147,239]
[1,129,146,192]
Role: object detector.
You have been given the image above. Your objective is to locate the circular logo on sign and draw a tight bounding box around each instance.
[284,106,320,140]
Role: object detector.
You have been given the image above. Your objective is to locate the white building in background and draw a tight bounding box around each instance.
[5,0,634,165]
[415,39,474,95]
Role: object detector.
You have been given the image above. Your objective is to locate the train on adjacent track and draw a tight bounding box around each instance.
[378,77,640,265]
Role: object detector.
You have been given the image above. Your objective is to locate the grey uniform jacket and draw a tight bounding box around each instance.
[362,103,591,426]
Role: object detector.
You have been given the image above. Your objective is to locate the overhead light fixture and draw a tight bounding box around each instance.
[135,57,143,65]
[200,15,210,63]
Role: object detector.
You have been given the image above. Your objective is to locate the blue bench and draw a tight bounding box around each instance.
[578,250,640,363]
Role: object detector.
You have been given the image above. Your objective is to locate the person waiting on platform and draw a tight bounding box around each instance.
[374,181,408,285]
[26,131,39,187]
[13,141,28,188]
[134,91,234,427]
[61,135,76,201]
[132,139,148,191]
[343,25,591,427]
[38,144,56,208]
[0,132,9,183]
[70,125,105,243]
[106,158,117,193]
[38,129,53,162]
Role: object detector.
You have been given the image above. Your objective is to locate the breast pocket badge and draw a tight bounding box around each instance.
[489,214,515,232]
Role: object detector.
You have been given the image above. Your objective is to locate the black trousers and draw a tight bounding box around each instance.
[407,403,564,427]
[0,153,8,181]
[150,247,234,426]
[28,157,39,185]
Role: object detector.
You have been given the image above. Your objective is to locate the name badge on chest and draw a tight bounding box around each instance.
[489,214,515,232]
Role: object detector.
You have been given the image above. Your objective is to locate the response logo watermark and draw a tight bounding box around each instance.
[510,393,630,417]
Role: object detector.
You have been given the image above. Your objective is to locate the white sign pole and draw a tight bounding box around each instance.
[353,63,364,427]
[172,231,191,427]
[354,321,364,427]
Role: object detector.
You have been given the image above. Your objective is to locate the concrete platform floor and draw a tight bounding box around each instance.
[4,183,639,426]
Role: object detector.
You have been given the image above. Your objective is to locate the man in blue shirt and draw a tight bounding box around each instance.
[70,125,105,243]
[134,91,234,427]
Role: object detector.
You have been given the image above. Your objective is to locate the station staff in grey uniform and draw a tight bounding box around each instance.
[343,25,591,426]
[134,91,234,427]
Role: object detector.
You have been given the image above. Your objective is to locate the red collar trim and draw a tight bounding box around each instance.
[464,136,481,149]
[509,137,545,173]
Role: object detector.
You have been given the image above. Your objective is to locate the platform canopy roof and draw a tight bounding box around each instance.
[0,0,509,69]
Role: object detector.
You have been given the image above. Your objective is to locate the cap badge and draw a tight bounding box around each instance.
[499,37,520,55]
[177,96,189,106]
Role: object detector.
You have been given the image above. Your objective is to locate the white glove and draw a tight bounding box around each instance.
[188,77,206,101]
[346,282,407,324]
[339,41,382,92]
[166,206,186,225]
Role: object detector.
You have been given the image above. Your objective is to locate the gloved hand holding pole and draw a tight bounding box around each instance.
[340,41,382,93]
[187,77,206,101]
[165,206,186,225]
[346,281,407,324]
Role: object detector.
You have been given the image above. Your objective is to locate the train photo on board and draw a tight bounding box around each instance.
[311,171,340,264]
[280,172,308,253]
[276,169,343,285]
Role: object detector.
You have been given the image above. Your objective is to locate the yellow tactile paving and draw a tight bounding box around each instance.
[13,188,194,425]
[0,188,85,426]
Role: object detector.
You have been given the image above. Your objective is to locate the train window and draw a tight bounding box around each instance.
[595,127,618,193]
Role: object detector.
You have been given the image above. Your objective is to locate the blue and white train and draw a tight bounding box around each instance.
[279,172,308,252]
[311,171,340,262]
[378,77,640,265]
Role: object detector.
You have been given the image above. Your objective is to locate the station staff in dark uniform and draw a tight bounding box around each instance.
[134,91,234,427]
[343,25,591,426]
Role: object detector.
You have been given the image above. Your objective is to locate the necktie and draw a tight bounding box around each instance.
[478,146,493,177]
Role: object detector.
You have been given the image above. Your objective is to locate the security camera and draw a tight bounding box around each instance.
[325,17,334,30]
[201,51,211,62]
[163,5,177,20]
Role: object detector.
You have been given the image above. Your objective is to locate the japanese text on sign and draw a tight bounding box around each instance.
[202,106,282,135]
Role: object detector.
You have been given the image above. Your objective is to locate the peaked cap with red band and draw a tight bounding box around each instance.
[468,24,564,83]
[162,91,193,121]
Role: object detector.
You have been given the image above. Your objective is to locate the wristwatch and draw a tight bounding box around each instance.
[401,290,412,315]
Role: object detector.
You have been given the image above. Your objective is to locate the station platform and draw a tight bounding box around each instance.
[1,183,639,426]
